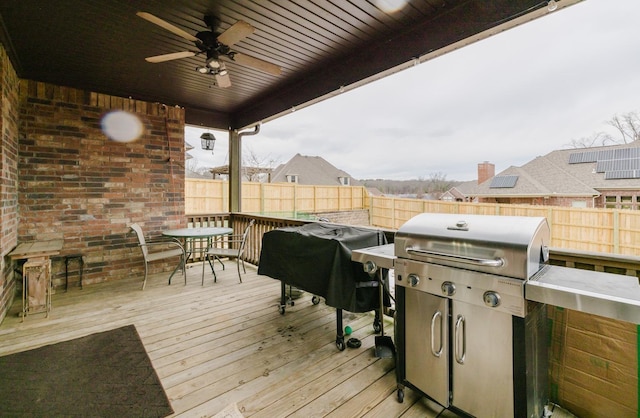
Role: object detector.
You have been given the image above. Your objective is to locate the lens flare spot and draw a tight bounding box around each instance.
[374,0,409,13]
[101,111,144,143]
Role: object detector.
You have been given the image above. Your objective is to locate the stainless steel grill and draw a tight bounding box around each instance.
[351,213,640,417]
[393,213,550,418]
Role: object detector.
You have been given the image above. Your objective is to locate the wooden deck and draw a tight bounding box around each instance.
[0,261,453,418]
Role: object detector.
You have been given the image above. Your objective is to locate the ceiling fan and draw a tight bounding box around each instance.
[137,12,281,88]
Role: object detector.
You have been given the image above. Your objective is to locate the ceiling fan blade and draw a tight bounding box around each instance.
[137,12,199,42]
[145,51,196,63]
[217,20,255,46]
[229,52,282,76]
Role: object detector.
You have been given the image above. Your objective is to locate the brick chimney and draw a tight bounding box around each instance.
[477,161,495,184]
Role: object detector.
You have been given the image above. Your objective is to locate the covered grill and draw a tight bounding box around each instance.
[393,213,550,418]
[258,223,389,350]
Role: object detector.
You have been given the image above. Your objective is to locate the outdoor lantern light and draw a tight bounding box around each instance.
[200,132,216,153]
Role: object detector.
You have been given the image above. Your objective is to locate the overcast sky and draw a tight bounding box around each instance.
[186,0,640,181]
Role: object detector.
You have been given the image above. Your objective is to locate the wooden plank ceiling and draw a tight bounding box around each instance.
[0,0,570,131]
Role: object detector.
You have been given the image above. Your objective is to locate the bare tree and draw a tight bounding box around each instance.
[426,172,454,198]
[566,132,614,148]
[242,146,280,182]
[185,158,200,173]
[567,110,640,148]
[606,111,640,144]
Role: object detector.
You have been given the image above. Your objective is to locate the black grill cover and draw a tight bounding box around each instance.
[258,223,387,313]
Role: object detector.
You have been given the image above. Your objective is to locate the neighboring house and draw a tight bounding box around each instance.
[463,141,640,209]
[366,187,385,197]
[270,154,362,186]
[440,180,477,202]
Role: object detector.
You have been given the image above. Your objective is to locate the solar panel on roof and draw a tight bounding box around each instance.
[604,170,640,180]
[490,175,518,188]
[596,157,640,173]
[569,146,640,180]
[597,147,640,161]
[568,151,598,164]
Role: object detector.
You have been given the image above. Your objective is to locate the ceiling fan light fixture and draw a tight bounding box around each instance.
[206,57,221,69]
[196,66,209,74]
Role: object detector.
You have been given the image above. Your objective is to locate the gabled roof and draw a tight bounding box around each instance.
[270,154,361,186]
[467,140,640,198]
[450,180,479,197]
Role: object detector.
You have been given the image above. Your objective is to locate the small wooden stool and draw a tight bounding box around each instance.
[64,254,84,290]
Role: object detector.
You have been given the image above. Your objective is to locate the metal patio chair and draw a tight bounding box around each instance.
[130,223,186,290]
[202,219,255,284]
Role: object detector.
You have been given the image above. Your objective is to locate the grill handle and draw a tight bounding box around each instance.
[430,311,443,357]
[455,314,466,365]
[406,248,504,268]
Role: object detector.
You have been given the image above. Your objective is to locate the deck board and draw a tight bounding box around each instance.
[0,261,444,417]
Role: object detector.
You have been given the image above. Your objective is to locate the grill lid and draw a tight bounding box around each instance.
[395,213,550,280]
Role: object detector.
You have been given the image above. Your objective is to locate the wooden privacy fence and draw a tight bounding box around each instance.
[186,179,368,217]
[185,179,640,256]
[369,196,640,256]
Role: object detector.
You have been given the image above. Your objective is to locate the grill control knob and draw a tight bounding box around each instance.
[408,274,420,287]
[483,291,501,307]
[441,281,456,296]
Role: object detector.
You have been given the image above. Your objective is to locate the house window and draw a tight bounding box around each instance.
[571,201,587,208]
[621,196,633,210]
[603,195,639,210]
[338,176,350,186]
[286,174,298,183]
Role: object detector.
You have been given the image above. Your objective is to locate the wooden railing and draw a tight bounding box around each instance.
[185,213,308,266]
[185,213,640,280]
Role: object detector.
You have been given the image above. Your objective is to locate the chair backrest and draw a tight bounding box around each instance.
[238,219,256,256]
[129,223,148,259]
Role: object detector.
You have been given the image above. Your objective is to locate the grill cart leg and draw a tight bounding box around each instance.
[397,385,405,403]
[335,308,345,350]
[279,282,287,314]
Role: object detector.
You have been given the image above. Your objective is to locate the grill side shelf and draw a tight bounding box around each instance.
[525,265,640,324]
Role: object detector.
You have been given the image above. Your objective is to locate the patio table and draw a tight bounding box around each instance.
[163,227,233,272]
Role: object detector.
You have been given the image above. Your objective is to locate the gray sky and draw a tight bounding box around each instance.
[186,0,640,181]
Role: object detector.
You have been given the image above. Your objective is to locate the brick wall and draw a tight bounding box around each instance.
[480,196,594,208]
[0,46,20,322]
[18,80,186,288]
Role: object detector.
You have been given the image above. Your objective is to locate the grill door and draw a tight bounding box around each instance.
[405,287,449,407]
[451,301,514,417]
